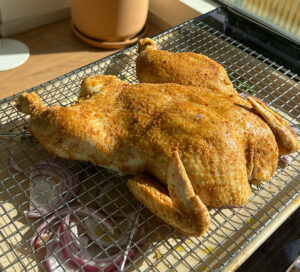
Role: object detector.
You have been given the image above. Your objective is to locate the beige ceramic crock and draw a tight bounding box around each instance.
[71,0,149,42]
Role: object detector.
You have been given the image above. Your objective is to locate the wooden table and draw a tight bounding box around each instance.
[0,19,162,99]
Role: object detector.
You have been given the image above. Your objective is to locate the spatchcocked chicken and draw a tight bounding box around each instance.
[16,40,300,236]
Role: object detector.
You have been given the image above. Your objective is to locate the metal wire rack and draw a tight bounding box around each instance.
[0,18,299,272]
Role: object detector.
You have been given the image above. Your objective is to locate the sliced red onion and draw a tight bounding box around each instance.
[70,221,89,248]
[9,155,24,173]
[278,155,292,169]
[58,208,144,272]
[31,205,145,272]
[45,238,77,272]
[31,206,112,253]
[60,221,143,272]
[31,208,71,253]
[83,217,115,248]
[9,155,79,218]
[24,158,79,218]
[278,125,299,168]
[82,212,141,261]
[96,181,126,219]
[175,231,186,240]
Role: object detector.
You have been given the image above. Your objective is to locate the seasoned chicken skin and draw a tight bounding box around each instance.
[136,38,236,96]
[136,38,300,155]
[16,74,299,236]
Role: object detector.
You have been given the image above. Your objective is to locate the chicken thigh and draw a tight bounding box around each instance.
[16,74,299,236]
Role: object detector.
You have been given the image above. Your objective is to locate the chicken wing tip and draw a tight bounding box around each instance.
[247,96,300,154]
[137,37,158,54]
[16,92,45,116]
[80,75,125,98]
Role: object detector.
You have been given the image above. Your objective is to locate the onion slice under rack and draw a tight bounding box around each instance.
[45,238,77,272]
[31,205,145,272]
[10,156,80,218]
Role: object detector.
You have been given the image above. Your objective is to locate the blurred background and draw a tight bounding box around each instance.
[0,0,215,97]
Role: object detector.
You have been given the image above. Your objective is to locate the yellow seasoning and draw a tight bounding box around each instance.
[201,266,207,271]
[205,247,213,254]
[187,239,191,244]
[95,225,103,236]
[95,225,111,242]
[176,245,183,252]
[54,176,61,182]
[247,218,257,229]
[154,249,162,260]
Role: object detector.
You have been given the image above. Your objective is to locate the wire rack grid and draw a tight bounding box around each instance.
[0,18,299,272]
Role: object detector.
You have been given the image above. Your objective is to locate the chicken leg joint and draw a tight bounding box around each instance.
[127,150,210,236]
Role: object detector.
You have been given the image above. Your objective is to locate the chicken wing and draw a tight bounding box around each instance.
[136,37,236,96]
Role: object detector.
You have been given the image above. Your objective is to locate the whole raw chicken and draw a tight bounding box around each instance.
[16,43,300,236]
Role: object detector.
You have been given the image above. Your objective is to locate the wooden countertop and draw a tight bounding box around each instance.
[0,19,162,99]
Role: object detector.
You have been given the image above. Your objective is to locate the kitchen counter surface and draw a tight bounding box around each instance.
[0,19,162,99]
